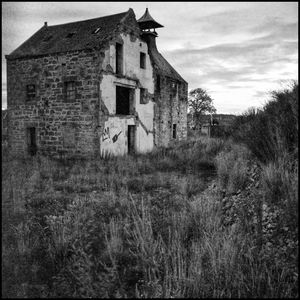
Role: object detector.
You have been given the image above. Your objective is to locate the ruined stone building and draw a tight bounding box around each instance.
[6,8,188,157]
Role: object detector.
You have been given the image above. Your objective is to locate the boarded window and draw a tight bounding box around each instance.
[140,52,146,69]
[116,43,123,75]
[64,81,76,102]
[26,84,36,101]
[140,88,147,104]
[63,124,76,147]
[27,127,37,155]
[116,86,133,115]
[172,124,177,139]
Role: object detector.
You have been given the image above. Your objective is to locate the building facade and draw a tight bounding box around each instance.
[6,8,188,157]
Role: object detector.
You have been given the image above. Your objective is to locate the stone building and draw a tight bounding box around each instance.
[6,8,188,157]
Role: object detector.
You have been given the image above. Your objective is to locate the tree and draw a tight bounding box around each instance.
[188,88,216,129]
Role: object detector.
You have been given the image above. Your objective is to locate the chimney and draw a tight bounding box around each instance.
[44,22,47,27]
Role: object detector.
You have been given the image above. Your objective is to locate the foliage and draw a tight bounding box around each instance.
[188,88,216,129]
[229,81,298,163]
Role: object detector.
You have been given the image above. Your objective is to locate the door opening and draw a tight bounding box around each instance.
[128,125,136,154]
[27,127,37,155]
[116,86,134,115]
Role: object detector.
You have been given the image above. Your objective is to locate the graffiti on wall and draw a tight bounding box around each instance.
[102,127,122,143]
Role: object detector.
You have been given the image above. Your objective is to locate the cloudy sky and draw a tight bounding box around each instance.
[2,2,298,113]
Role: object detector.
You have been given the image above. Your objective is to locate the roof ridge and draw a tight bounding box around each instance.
[47,10,128,28]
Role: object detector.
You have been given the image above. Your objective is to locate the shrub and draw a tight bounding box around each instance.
[229,82,298,163]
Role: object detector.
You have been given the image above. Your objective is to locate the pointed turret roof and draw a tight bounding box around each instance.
[137,8,163,30]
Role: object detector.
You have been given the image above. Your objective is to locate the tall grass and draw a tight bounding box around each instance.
[2,127,298,297]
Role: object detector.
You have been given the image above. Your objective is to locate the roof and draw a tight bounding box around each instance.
[137,8,163,30]
[7,10,132,59]
[151,50,186,83]
[143,32,186,83]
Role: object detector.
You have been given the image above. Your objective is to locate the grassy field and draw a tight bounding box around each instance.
[2,132,298,298]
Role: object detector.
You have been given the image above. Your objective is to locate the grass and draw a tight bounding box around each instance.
[2,131,298,298]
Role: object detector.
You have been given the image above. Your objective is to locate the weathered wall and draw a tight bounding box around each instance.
[99,32,155,155]
[7,49,103,157]
[153,74,188,147]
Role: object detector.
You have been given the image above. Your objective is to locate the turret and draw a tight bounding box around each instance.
[137,8,163,51]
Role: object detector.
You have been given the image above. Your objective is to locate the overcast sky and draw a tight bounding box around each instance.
[2,2,298,114]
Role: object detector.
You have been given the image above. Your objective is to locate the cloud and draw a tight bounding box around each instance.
[2,2,298,113]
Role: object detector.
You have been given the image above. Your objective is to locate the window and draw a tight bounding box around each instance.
[172,124,177,139]
[27,127,37,155]
[156,75,160,93]
[116,86,134,115]
[64,81,76,102]
[140,88,147,104]
[116,43,123,75]
[66,32,76,38]
[140,52,146,69]
[92,27,101,34]
[26,84,36,101]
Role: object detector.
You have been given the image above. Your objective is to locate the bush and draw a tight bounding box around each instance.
[229,82,298,164]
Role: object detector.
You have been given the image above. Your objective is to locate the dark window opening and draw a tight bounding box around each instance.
[140,52,146,69]
[64,81,76,102]
[128,125,136,154]
[156,75,161,93]
[116,43,123,75]
[172,124,177,139]
[27,127,37,155]
[116,86,134,115]
[26,84,36,101]
[66,32,76,38]
[140,88,147,104]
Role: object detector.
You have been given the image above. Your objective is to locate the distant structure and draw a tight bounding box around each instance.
[188,113,236,136]
[5,8,188,157]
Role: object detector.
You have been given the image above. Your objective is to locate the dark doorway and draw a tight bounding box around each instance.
[128,125,136,154]
[27,127,37,155]
[116,86,133,115]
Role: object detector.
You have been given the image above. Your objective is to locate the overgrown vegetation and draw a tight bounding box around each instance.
[2,83,298,298]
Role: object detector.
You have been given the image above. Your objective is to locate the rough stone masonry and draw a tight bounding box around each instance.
[6,8,188,157]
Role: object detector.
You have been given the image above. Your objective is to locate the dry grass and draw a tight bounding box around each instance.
[2,136,298,298]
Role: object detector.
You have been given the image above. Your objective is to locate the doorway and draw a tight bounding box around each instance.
[116,86,134,115]
[27,127,37,155]
[128,125,136,154]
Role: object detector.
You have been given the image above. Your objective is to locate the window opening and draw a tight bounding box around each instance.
[66,32,76,38]
[64,81,76,102]
[116,86,133,115]
[27,127,37,155]
[26,84,36,101]
[172,124,177,139]
[140,88,147,104]
[140,52,146,69]
[116,43,123,74]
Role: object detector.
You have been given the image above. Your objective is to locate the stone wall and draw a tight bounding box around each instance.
[7,49,103,157]
[153,74,188,147]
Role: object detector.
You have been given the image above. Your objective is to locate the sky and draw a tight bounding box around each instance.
[2,2,298,114]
